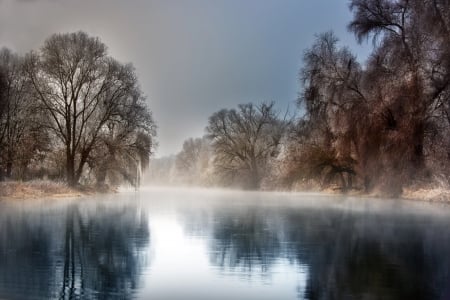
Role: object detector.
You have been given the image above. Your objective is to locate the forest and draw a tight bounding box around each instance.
[150,0,450,197]
[1,0,450,198]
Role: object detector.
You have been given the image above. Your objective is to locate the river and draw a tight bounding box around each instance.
[0,187,449,299]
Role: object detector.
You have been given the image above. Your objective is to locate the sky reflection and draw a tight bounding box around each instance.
[0,188,449,299]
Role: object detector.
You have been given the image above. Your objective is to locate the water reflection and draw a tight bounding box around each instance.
[186,195,450,300]
[210,209,281,274]
[0,189,449,300]
[0,209,56,299]
[0,200,149,300]
[283,208,450,299]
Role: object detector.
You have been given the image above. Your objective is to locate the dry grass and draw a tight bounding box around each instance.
[403,187,450,203]
[0,180,82,200]
[287,178,450,203]
[402,177,450,203]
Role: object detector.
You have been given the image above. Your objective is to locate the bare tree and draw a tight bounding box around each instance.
[176,138,210,172]
[206,102,284,189]
[280,1,450,195]
[176,138,203,173]
[0,65,6,180]
[348,0,450,189]
[0,67,5,120]
[25,32,155,186]
[174,136,212,184]
[0,48,47,180]
[284,32,363,191]
[89,102,156,187]
[0,64,6,136]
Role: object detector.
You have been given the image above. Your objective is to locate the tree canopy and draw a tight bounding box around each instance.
[0,32,156,187]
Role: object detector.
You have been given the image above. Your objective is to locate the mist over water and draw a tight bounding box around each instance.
[0,187,449,300]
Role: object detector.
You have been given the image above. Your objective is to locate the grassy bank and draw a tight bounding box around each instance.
[0,180,81,200]
[288,180,450,203]
[0,180,112,201]
[402,187,450,203]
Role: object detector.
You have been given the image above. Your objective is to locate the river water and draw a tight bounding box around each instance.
[0,187,449,300]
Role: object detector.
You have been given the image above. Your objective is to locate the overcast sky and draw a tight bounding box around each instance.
[0,0,371,156]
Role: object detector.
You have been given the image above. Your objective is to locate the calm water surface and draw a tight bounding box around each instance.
[0,187,449,300]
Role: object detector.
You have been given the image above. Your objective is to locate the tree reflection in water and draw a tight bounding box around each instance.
[0,209,56,299]
[207,205,450,300]
[284,209,450,300]
[0,202,150,300]
[210,209,281,275]
[1,193,450,300]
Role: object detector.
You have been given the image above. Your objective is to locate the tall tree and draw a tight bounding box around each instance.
[284,32,363,191]
[349,0,450,177]
[25,32,154,186]
[0,64,6,145]
[0,48,45,179]
[206,102,284,189]
[0,65,5,180]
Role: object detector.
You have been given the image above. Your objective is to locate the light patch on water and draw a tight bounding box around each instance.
[137,212,307,300]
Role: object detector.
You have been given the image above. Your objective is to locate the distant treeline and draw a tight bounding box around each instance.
[150,0,450,197]
[0,32,156,187]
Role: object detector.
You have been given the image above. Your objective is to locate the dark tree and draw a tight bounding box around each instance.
[283,32,363,191]
[25,32,156,186]
[348,0,450,190]
[0,64,6,180]
[206,102,284,189]
[282,1,450,195]
[0,48,48,180]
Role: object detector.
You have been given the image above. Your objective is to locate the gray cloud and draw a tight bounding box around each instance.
[0,0,370,156]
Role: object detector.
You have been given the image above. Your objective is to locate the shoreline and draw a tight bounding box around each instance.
[402,187,450,204]
[1,180,449,204]
[309,186,450,204]
[0,180,115,202]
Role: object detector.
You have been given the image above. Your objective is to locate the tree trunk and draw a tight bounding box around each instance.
[6,160,12,179]
[412,121,425,171]
[339,172,347,192]
[66,152,76,186]
[249,174,259,190]
[347,173,353,190]
[249,158,260,190]
[96,168,107,186]
[74,151,90,185]
[363,176,370,193]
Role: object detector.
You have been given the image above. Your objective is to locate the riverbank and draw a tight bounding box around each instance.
[0,180,82,200]
[1,180,449,203]
[402,187,450,203]
[339,187,450,203]
[0,180,115,201]
[289,181,450,204]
